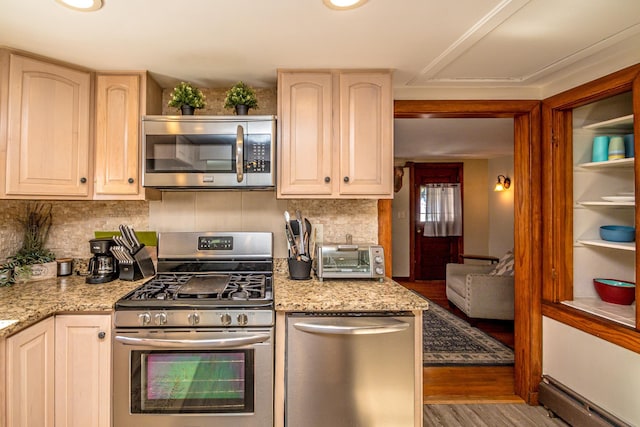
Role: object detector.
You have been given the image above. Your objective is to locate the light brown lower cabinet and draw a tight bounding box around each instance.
[4,315,111,427]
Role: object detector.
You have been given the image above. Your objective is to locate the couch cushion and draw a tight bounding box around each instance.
[490,249,515,276]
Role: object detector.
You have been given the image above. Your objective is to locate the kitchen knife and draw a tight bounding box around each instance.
[119,225,135,251]
[127,225,143,252]
[295,210,305,255]
[284,211,300,259]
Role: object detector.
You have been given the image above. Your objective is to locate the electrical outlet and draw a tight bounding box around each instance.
[313,223,324,244]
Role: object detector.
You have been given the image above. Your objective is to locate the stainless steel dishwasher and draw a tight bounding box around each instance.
[285,312,415,427]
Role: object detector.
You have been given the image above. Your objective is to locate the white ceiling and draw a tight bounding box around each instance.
[1,0,639,159]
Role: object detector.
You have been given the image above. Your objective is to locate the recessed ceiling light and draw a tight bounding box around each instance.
[323,0,368,10]
[55,0,103,12]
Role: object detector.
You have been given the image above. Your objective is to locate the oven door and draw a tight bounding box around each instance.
[113,328,274,427]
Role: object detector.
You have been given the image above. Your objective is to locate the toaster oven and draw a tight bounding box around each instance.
[314,244,385,281]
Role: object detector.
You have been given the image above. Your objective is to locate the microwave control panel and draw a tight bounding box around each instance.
[245,140,271,173]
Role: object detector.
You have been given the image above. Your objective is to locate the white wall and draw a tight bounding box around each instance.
[488,156,515,256]
[543,317,640,425]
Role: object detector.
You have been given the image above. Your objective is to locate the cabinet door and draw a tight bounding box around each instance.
[338,72,393,197]
[94,74,141,197]
[278,72,334,196]
[6,317,55,427]
[54,314,111,427]
[6,54,91,197]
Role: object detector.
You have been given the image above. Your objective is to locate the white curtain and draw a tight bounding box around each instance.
[422,183,462,237]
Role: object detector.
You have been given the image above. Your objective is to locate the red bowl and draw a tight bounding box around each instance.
[593,279,636,305]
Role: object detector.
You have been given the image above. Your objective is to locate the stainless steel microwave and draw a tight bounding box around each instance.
[142,115,275,189]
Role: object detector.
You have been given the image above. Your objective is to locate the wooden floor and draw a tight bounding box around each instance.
[397,279,521,404]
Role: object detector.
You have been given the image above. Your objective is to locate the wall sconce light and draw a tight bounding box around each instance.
[494,175,511,192]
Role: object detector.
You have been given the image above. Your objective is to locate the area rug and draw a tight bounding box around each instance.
[423,299,514,366]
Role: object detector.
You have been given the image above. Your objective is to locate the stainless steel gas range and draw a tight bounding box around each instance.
[113,231,274,427]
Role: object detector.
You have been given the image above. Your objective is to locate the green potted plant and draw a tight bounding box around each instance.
[1,202,56,285]
[223,81,259,115]
[167,81,206,115]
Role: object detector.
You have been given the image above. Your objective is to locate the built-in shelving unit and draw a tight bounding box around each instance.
[568,91,636,328]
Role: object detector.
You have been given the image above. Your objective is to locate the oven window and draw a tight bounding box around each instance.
[131,350,254,414]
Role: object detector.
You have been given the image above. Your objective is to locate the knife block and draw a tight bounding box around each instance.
[118,245,156,281]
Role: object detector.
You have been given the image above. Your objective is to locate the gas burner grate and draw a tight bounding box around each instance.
[127,273,267,301]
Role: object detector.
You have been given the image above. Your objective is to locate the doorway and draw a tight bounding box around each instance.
[378,99,542,404]
[411,162,464,280]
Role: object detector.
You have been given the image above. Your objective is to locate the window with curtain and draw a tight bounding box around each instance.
[420,183,462,237]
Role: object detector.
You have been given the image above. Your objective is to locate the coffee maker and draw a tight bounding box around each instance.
[86,238,118,284]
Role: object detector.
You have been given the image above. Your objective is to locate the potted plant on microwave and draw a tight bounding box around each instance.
[167,81,206,115]
[223,81,259,115]
[2,202,57,284]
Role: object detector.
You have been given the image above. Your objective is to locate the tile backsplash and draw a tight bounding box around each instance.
[1,197,378,261]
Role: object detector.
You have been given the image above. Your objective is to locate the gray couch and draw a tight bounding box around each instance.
[445,263,514,321]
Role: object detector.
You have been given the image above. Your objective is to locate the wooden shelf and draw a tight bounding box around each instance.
[562,298,635,328]
[577,157,634,169]
[578,201,635,207]
[577,239,636,251]
[582,114,634,131]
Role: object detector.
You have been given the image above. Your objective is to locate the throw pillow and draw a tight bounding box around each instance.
[490,249,515,276]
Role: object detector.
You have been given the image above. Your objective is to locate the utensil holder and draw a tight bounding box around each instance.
[288,258,312,280]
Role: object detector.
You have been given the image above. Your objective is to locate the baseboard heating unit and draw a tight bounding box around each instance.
[539,375,632,427]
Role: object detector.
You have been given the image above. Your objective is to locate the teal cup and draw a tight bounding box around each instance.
[592,135,609,162]
[624,133,634,158]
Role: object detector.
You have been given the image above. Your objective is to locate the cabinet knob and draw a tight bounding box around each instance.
[343,176,350,183]
[80,177,87,184]
[98,331,106,339]
[128,178,134,184]
[324,176,331,183]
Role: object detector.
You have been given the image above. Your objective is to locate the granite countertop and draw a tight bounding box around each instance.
[0,275,146,338]
[273,262,429,312]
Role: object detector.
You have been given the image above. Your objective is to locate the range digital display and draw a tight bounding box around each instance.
[198,236,233,250]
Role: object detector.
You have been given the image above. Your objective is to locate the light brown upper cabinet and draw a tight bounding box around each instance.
[94,73,161,200]
[2,52,92,198]
[542,63,640,352]
[277,70,393,199]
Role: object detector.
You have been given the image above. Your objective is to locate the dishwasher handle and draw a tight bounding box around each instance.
[114,333,270,348]
[293,317,410,335]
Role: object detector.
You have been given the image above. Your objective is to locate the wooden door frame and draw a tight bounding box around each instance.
[408,162,464,281]
[378,99,542,404]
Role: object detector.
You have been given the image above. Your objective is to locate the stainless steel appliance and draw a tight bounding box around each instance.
[86,238,118,284]
[113,231,274,427]
[314,243,385,280]
[142,115,275,189]
[285,312,416,427]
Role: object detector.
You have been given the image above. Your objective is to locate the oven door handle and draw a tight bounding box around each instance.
[293,318,409,335]
[114,333,270,348]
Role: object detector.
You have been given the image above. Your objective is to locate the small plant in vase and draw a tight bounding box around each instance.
[167,81,206,115]
[223,81,259,115]
[1,202,56,285]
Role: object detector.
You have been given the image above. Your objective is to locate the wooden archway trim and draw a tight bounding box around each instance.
[378,99,542,404]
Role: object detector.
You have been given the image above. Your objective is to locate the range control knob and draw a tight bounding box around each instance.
[375,267,384,275]
[138,312,151,326]
[237,313,249,326]
[374,256,383,264]
[154,312,168,326]
[188,312,200,326]
[220,313,232,326]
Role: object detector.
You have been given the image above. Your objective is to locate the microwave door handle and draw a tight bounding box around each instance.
[236,125,244,183]
[114,333,270,348]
